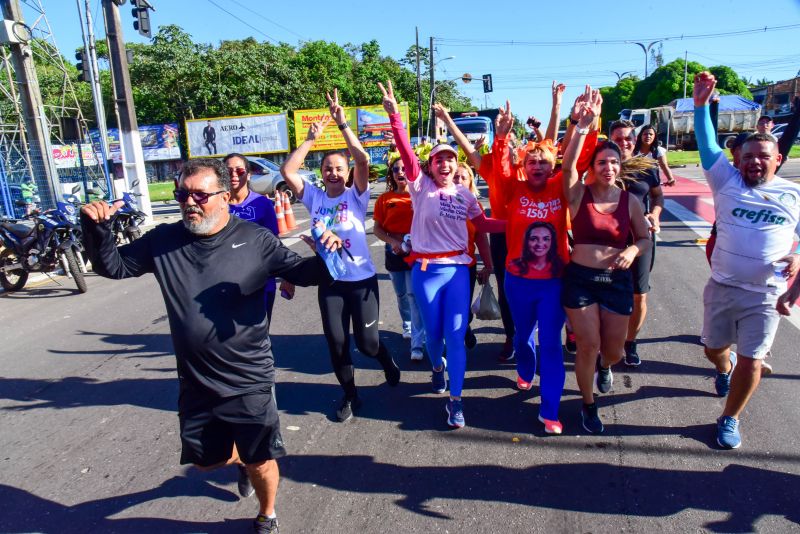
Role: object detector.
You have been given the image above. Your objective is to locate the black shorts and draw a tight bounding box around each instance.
[561,262,634,316]
[631,236,655,294]
[179,386,286,466]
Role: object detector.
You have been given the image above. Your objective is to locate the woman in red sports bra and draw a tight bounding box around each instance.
[561,87,652,434]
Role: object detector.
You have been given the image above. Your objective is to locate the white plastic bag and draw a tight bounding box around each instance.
[471,282,501,320]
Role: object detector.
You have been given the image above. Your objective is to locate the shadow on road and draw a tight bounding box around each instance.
[280,454,800,531]
[0,474,246,533]
[0,376,178,412]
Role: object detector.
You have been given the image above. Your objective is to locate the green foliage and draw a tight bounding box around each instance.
[52,26,473,149]
[598,58,754,122]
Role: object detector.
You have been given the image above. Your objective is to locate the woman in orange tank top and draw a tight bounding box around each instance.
[561,87,652,435]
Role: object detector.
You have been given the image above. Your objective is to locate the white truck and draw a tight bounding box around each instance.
[620,95,761,150]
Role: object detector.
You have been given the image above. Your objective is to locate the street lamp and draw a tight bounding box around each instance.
[632,40,661,78]
[425,55,455,139]
[612,70,633,82]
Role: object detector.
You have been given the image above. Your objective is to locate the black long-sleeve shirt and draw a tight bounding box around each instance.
[81,213,331,398]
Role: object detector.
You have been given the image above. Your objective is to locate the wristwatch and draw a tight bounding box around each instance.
[575,126,590,135]
[338,122,349,131]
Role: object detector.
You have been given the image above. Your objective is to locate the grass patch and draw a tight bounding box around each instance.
[666,144,800,168]
[148,181,174,202]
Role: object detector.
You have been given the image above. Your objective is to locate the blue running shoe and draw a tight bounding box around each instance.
[717,416,741,449]
[581,403,604,434]
[715,350,737,397]
[431,358,447,394]
[446,399,465,428]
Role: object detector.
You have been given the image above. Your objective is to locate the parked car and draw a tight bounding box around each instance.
[247,157,317,204]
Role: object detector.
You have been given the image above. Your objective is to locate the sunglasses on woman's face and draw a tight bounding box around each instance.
[173,189,226,204]
[227,167,247,177]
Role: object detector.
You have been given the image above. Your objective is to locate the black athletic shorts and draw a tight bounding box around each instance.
[561,262,634,316]
[178,385,286,466]
[631,236,655,294]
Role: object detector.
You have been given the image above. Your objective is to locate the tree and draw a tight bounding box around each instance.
[708,65,753,99]
[630,58,706,108]
[599,76,640,126]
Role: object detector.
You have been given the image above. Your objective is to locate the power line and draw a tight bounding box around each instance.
[227,0,306,41]
[204,0,278,44]
[435,23,800,48]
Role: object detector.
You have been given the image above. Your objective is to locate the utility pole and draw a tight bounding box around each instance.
[682,50,689,99]
[102,0,152,222]
[1,0,61,207]
[77,0,113,198]
[415,27,422,140]
[428,36,434,140]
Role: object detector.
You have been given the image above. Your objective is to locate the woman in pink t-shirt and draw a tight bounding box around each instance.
[379,80,505,429]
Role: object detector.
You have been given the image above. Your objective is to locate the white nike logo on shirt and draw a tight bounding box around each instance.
[365,320,377,328]
[232,242,247,249]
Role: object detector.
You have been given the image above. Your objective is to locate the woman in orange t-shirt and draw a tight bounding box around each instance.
[373,157,425,360]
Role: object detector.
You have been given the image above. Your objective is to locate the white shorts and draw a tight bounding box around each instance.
[701,278,780,359]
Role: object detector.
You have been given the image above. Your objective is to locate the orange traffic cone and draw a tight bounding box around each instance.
[275,192,288,235]
[283,191,297,230]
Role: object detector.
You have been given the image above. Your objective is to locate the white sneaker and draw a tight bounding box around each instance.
[410,348,424,361]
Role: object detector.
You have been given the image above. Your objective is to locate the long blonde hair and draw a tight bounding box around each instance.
[456,162,479,195]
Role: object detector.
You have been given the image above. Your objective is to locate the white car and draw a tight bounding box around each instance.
[247,157,317,204]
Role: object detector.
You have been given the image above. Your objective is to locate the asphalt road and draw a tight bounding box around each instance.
[1,166,800,533]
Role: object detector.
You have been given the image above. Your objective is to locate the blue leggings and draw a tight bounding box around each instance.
[412,263,469,397]
[505,273,566,420]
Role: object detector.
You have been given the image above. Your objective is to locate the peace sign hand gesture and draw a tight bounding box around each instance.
[326,88,347,126]
[496,100,514,137]
[432,102,449,121]
[378,80,400,115]
[306,117,331,142]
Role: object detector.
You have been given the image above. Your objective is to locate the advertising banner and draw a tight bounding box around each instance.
[186,113,290,158]
[90,123,182,163]
[52,143,99,169]
[292,103,409,152]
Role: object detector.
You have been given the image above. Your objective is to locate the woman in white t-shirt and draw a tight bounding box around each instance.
[380,80,505,429]
[281,90,400,423]
[634,125,676,186]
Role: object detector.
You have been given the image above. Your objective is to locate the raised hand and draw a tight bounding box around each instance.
[474,135,486,151]
[432,102,450,121]
[552,81,566,103]
[326,88,347,126]
[496,100,514,137]
[378,80,400,115]
[81,199,124,223]
[306,117,332,142]
[693,71,717,107]
[526,116,541,130]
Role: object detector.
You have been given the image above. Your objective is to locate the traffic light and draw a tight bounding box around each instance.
[131,0,152,38]
[482,74,493,93]
[75,50,90,82]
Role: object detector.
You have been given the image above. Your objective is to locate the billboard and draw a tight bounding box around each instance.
[52,143,100,169]
[186,113,290,158]
[292,103,410,152]
[90,123,182,163]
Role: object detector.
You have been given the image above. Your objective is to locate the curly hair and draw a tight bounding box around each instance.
[633,125,660,158]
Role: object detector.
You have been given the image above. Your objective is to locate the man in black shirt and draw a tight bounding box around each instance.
[81,158,341,534]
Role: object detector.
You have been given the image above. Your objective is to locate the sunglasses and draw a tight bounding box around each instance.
[227,167,247,177]
[173,189,226,204]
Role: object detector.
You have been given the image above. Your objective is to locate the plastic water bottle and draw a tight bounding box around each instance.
[311,225,347,280]
[772,260,788,286]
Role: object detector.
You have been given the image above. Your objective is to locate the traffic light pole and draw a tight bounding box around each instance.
[101,0,152,222]
[77,0,113,199]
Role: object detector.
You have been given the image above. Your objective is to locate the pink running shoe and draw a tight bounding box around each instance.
[538,415,563,435]
[516,376,533,391]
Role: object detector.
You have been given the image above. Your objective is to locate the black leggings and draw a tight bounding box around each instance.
[318,275,390,399]
[490,233,515,339]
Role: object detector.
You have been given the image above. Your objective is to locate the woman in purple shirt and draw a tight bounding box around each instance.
[224,152,282,323]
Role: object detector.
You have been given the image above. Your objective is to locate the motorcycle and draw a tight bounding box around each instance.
[0,200,88,293]
[110,178,146,244]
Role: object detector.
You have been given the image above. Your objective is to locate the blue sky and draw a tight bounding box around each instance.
[31,0,800,123]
